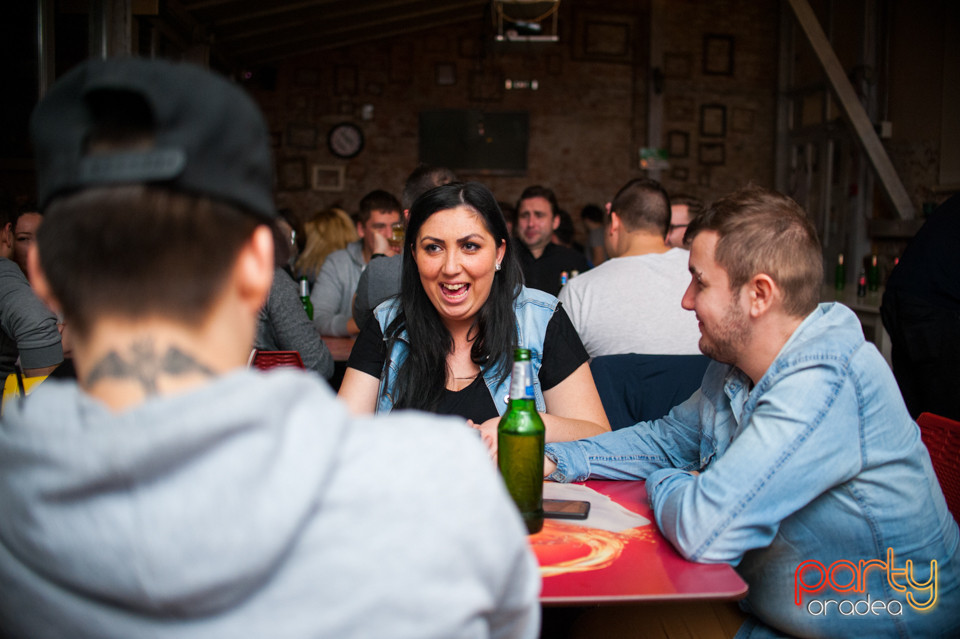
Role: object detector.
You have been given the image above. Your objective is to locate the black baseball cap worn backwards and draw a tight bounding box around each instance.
[31,57,276,221]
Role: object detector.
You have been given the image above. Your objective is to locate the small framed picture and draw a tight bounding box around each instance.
[667,130,689,158]
[703,34,734,76]
[572,11,636,64]
[312,165,345,192]
[435,62,456,86]
[700,104,727,137]
[699,143,726,166]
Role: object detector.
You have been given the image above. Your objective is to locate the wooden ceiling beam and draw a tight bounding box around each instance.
[219,0,486,44]
[232,9,480,55]
[243,14,480,64]
[213,0,347,27]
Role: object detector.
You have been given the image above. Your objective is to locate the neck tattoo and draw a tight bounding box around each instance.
[86,338,215,396]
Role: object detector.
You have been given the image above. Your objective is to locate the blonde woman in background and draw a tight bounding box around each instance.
[295,206,358,287]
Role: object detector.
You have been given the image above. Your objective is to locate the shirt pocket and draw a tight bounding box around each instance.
[699,433,720,470]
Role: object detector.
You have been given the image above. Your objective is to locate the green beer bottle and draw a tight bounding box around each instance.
[498,348,545,534]
[299,276,314,321]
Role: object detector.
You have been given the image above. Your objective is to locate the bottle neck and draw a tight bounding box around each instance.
[509,359,534,401]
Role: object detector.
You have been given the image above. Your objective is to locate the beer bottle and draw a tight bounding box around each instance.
[867,254,880,292]
[299,276,314,321]
[498,348,545,534]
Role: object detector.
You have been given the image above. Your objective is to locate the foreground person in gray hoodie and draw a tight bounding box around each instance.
[0,57,540,639]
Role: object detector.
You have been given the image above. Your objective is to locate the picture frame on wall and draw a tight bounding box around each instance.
[435,62,456,86]
[312,165,345,192]
[700,104,727,137]
[278,158,308,190]
[667,130,689,158]
[699,143,726,166]
[703,34,734,76]
[572,11,637,64]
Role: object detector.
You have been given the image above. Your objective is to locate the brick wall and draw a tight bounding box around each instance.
[256,0,781,236]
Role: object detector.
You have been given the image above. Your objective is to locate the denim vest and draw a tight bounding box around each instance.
[373,286,557,416]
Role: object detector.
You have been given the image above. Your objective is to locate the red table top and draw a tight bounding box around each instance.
[320,335,356,362]
[532,480,749,605]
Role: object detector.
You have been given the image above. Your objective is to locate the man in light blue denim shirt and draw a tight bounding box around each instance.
[545,187,960,638]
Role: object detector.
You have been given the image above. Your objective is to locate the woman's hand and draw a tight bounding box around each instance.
[468,417,500,461]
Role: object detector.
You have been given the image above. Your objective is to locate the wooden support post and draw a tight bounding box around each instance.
[787,0,915,219]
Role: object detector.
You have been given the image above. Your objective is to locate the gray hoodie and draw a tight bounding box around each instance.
[0,369,540,638]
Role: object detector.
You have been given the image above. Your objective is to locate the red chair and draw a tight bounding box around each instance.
[917,412,960,520]
[250,350,305,371]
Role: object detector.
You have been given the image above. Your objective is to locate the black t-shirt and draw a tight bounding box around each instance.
[347,304,589,423]
[515,241,590,296]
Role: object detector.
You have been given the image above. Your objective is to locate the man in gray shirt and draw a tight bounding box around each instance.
[311,189,400,336]
[558,178,701,357]
[0,195,62,386]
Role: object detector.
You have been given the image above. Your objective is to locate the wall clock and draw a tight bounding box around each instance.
[327,122,364,159]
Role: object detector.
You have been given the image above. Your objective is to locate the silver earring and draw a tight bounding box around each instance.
[495,262,502,271]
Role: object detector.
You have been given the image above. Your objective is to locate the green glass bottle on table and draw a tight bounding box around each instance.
[299,276,314,321]
[498,348,545,534]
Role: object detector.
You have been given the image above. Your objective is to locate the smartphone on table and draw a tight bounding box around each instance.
[543,498,591,520]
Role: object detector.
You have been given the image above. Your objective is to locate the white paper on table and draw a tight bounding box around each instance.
[543,482,651,532]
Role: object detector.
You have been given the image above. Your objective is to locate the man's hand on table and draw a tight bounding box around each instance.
[544,456,557,478]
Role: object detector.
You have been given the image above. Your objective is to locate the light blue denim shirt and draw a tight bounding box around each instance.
[373,286,557,415]
[546,303,960,638]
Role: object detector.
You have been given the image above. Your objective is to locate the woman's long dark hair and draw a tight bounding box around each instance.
[386,181,523,411]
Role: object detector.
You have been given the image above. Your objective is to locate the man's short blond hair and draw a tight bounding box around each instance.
[686,186,823,317]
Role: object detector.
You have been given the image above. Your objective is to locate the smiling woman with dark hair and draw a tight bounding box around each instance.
[338,181,609,448]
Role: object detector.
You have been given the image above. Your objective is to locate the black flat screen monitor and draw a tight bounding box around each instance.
[419,110,529,176]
